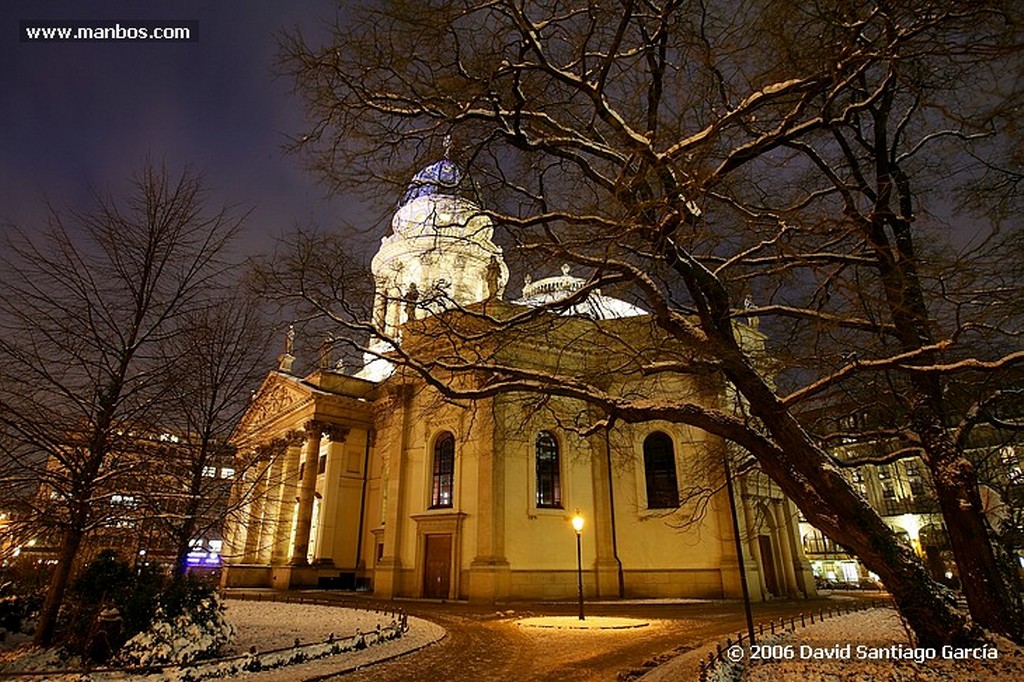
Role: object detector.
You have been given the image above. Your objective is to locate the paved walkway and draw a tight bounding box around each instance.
[228,590,887,681]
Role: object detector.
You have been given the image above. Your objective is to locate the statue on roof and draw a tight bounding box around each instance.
[318,334,334,370]
[405,282,420,321]
[486,255,502,301]
[285,325,295,355]
[278,324,296,374]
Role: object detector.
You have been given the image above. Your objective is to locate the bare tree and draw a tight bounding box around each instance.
[274,0,1024,645]
[131,293,276,579]
[0,164,245,646]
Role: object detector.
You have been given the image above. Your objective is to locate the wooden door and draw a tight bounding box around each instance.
[758,535,780,597]
[423,534,452,599]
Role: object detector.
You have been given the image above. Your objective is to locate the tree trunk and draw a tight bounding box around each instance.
[911,406,1024,641]
[171,496,202,580]
[871,208,1024,642]
[715,346,979,646]
[671,249,979,646]
[33,526,84,647]
[172,538,191,581]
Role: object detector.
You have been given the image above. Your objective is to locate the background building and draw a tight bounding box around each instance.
[799,418,1024,587]
[16,431,235,575]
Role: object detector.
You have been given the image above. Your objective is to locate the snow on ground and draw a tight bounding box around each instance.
[224,600,400,653]
[640,607,1024,682]
[662,607,1024,682]
[237,615,445,682]
[219,599,445,681]
[737,608,1024,681]
[0,599,445,681]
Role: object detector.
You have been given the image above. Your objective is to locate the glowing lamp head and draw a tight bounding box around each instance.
[571,510,584,533]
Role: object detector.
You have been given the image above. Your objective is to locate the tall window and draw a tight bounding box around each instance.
[848,468,867,496]
[905,460,926,497]
[535,431,562,508]
[430,432,455,508]
[1001,447,1024,484]
[643,432,679,509]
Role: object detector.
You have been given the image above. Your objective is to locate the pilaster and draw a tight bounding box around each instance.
[590,429,622,598]
[740,481,768,602]
[375,385,413,598]
[468,398,511,602]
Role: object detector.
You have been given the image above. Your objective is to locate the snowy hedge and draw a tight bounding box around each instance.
[115,590,235,667]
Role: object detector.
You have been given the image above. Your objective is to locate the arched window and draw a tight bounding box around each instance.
[644,432,679,509]
[430,432,455,508]
[535,431,562,508]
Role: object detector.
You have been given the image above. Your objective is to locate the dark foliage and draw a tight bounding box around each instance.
[0,581,43,641]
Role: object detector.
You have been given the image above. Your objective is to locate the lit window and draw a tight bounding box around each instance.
[848,468,867,496]
[535,431,562,508]
[905,461,926,497]
[877,466,896,499]
[202,466,217,478]
[220,467,235,479]
[643,432,679,509]
[1000,447,1023,484]
[430,432,455,508]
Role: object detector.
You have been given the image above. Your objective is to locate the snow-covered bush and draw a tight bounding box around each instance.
[0,581,41,641]
[61,551,172,661]
[115,586,234,667]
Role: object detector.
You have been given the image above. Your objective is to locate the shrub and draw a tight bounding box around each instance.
[114,578,234,667]
[0,581,42,641]
[61,550,169,662]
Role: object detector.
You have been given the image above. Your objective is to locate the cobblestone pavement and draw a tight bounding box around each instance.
[270,591,887,682]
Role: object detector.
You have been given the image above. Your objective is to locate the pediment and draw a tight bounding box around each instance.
[236,372,312,436]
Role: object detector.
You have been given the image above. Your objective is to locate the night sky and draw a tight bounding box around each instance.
[2,1,366,258]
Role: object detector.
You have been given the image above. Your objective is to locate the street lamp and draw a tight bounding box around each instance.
[572,510,585,621]
[724,452,756,645]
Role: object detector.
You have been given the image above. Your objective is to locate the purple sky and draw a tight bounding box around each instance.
[2,1,367,257]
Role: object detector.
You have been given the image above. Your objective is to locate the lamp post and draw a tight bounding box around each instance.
[572,510,585,621]
[724,452,756,645]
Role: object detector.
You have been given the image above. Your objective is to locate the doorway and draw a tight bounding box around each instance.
[423,534,452,599]
[758,535,780,597]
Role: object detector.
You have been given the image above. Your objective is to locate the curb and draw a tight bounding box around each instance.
[301,626,448,682]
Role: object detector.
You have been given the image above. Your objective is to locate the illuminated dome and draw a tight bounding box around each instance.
[363,157,510,373]
[388,159,493,242]
[515,264,647,320]
[400,159,474,205]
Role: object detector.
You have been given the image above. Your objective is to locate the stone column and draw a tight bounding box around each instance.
[784,498,815,596]
[773,500,799,597]
[221,450,250,564]
[740,481,768,601]
[255,439,286,564]
[313,425,350,565]
[271,432,304,564]
[243,458,269,563]
[290,421,325,565]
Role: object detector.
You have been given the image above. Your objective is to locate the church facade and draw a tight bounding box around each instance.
[221,160,815,603]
